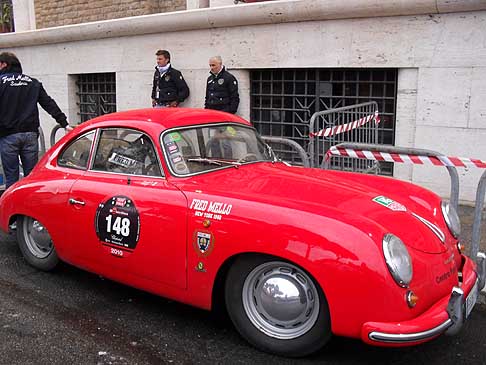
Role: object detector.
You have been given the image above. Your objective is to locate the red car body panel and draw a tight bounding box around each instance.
[0,108,478,345]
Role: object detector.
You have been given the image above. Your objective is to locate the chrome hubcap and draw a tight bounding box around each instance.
[242,261,320,339]
[22,217,53,259]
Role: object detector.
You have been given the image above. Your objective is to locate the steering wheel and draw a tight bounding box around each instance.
[236,153,258,164]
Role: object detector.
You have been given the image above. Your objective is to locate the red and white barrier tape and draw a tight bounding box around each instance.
[325,146,486,168]
[310,111,380,138]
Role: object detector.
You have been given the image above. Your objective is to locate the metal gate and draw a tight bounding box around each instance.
[250,68,398,168]
[308,101,384,172]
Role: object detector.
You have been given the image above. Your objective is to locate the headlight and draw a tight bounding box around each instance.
[383,234,413,288]
[441,201,461,238]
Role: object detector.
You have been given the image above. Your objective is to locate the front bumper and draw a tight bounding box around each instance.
[362,252,485,346]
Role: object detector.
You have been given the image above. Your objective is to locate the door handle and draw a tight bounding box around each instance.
[69,198,85,206]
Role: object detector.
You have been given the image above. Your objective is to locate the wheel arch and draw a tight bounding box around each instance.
[211,251,329,314]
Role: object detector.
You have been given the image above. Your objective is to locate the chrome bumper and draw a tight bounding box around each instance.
[369,252,485,343]
[446,251,484,336]
[369,320,452,343]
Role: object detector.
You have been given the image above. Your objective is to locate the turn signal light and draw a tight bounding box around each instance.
[457,242,465,253]
[406,291,419,308]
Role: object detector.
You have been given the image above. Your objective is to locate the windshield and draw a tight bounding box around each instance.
[161,124,274,176]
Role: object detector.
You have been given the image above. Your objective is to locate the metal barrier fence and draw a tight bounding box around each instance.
[324,142,486,273]
[308,101,380,171]
[472,171,486,260]
[261,136,310,167]
[325,142,460,211]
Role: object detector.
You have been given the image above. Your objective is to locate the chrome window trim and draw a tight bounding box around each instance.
[57,130,97,171]
[89,126,165,178]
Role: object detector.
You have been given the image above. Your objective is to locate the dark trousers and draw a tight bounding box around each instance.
[0,132,39,189]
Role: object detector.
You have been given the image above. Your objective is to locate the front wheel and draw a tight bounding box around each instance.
[225,255,331,357]
[16,216,59,271]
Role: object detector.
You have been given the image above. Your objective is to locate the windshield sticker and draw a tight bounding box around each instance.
[167,143,179,154]
[169,132,182,142]
[372,196,407,212]
[226,126,236,136]
[171,155,183,164]
[95,195,141,250]
[190,198,232,221]
[193,231,214,257]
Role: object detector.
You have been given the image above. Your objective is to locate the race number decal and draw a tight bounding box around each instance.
[95,195,140,249]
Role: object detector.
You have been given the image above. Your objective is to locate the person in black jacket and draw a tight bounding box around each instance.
[205,56,239,114]
[0,52,72,189]
[151,50,190,108]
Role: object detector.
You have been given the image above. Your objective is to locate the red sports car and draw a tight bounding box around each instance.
[0,108,484,357]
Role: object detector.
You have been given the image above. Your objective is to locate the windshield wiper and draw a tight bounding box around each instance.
[187,158,241,167]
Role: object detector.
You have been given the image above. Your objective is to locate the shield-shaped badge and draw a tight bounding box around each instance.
[194,231,214,257]
[197,232,211,253]
[218,79,224,85]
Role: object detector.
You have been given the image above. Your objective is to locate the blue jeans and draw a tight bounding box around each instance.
[0,132,39,189]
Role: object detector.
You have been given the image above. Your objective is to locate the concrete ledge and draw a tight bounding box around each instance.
[2,0,486,48]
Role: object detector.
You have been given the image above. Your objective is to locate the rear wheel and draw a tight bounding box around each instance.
[225,255,331,357]
[16,216,59,271]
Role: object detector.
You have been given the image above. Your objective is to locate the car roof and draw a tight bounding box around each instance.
[78,108,252,134]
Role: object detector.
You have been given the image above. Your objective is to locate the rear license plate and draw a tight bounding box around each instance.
[465,281,479,318]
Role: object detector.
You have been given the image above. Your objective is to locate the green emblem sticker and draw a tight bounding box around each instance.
[372,196,407,212]
[169,132,182,142]
[226,126,237,136]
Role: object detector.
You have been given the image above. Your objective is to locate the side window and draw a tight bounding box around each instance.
[92,128,162,177]
[58,131,95,170]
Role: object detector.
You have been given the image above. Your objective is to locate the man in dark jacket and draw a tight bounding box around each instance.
[0,52,71,189]
[205,56,239,114]
[151,50,190,108]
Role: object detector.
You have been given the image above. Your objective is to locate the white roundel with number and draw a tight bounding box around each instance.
[95,195,140,249]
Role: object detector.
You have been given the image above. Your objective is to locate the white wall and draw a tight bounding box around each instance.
[3,0,486,203]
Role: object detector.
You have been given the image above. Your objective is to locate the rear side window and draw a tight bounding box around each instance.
[58,131,95,170]
[92,128,162,177]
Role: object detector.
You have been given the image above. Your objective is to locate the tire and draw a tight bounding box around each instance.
[225,255,331,357]
[16,215,59,271]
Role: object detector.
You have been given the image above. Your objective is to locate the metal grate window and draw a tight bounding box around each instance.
[76,73,116,123]
[250,68,397,174]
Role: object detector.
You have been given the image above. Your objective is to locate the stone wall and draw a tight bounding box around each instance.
[34,0,185,29]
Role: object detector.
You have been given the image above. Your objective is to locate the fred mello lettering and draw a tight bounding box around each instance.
[190,199,232,215]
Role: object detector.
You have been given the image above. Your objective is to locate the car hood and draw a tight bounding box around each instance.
[173,163,448,254]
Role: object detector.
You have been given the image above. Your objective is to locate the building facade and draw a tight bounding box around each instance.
[2,0,486,203]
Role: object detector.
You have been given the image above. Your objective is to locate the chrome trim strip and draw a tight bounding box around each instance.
[369,319,452,343]
[412,212,446,243]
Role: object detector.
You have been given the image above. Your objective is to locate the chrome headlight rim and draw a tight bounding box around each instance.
[382,233,413,288]
[441,201,461,239]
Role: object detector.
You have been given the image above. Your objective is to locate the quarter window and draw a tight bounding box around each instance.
[58,131,95,170]
[92,128,162,177]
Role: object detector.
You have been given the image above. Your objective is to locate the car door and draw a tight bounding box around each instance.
[66,127,188,289]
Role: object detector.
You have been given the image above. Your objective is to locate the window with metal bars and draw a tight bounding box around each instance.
[76,73,116,123]
[250,68,397,174]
